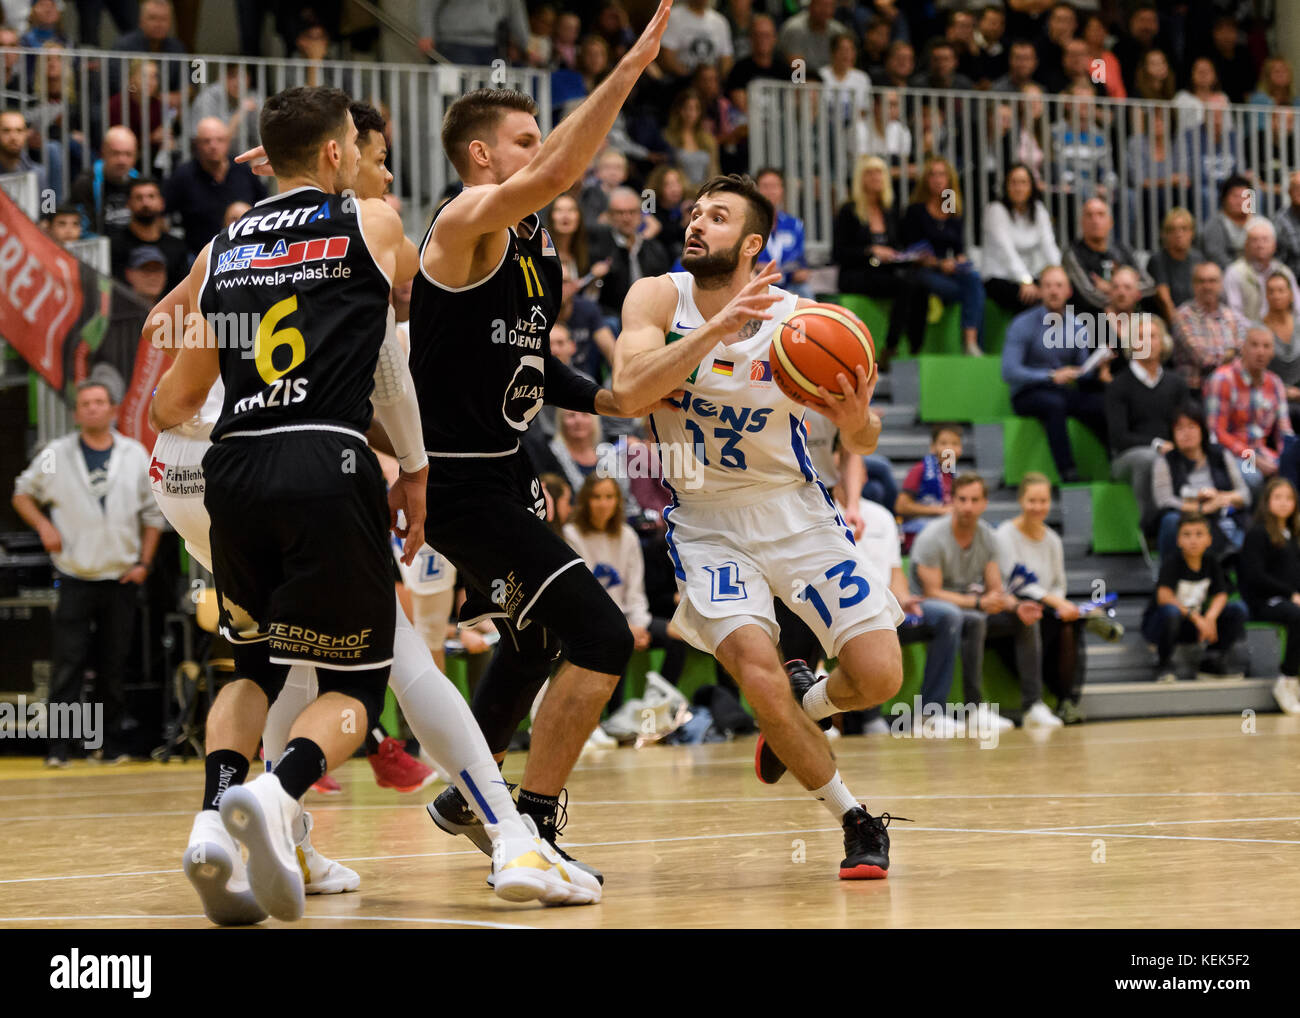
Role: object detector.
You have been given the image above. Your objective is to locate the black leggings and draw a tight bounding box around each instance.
[984,277,1040,313]
[1039,613,1087,703]
[837,266,927,355]
[1247,598,1300,674]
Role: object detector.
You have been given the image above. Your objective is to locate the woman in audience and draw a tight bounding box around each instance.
[545,193,608,301]
[1082,13,1125,99]
[1174,57,1221,132]
[1238,476,1300,714]
[982,162,1060,313]
[1148,207,1204,323]
[1008,83,1047,187]
[903,156,985,355]
[539,472,573,537]
[1261,269,1300,432]
[1150,405,1250,558]
[663,89,719,191]
[996,473,1088,724]
[858,88,911,181]
[109,59,169,169]
[1125,106,1187,246]
[1134,48,1176,102]
[832,154,924,362]
[645,164,692,255]
[1249,56,1299,111]
[820,31,871,123]
[564,475,688,704]
[546,409,635,515]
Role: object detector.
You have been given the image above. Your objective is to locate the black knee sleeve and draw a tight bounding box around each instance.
[528,561,633,676]
[231,643,289,705]
[324,670,388,736]
[471,620,559,755]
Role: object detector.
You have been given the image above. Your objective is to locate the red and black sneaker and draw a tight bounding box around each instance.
[368,736,436,793]
[839,807,909,879]
[754,660,828,785]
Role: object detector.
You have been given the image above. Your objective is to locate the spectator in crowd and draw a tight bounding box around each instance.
[996,472,1085,724]
[526,4,556,66]
[1181,94,1239,223]
[1063,198,1154,318]
[911,37,974,92]
[896,422,961,552]
[588,186,672,325]
[1105,316,1188,525]
[1271,171,1300,279]
[0,108,48,195]
[1239,477,1300,713]
[691,63,746,173]
[543,410,635,515]
[28,42,85,189]
[164,116,266,258]
[1208,14,1255,103]
[820,30,870,114]
[832,153,923,361]
[565,475,688,706]
[970,5,1008,87]
[903,156,985,355]
[546,192,607,300]
[778,0,846,72]
[1174,56,1221,132]
[877,39,915,91]
[70,125,138,235]
[1224,218,1300,323]
[1134,47,1176,102]
[1202,175,1257,269]
[595,1,635,63]
[0,26,20,89]
[1100,264,1147,357]
[579,147,629,227]
[1041,36,1103,97]
[40,203,82,244]
[1126,106,1187,238]
[557,295,616,382]
[222,199,251,227]
[418,0,528,66]
[1002,82,1047,185]
[942,8,979,82]
[190,64,263,147]
[982,162,1061,313]
[1172,260,1251,393]
[754,166,811,298]
[909,473,1052,730]
[859,87,910,173]
[1081,12,1124,99]
[108,177,187,291]
[1142,511,1247,681]
[1150,405,1250,557]
[659,0,734,80]
[108,59,169,172]
[12,380,163,765]
[72,0,137,45]
[540,472,572,535]
[722,0,753,62]
[1148,207,1204,323]
[662,89,719,190]
[1033,0,1077,84]
[526,323,597,451]
[109,0,186,99]
[1260,270,1300,431]
[1205,326,1294,496]
[725,13,790,93]
[1049,84,1116,203]
[1248,55,1297,113]
[1255,106,1299,202]
[989,38,1037,94]
[19,0,67,53]
[1003,264,1106,483]
[1112,2,1161,96]
[645,164,692,256]
[122,242,166,301]
[860,15,892,81]
[551,10,581,69]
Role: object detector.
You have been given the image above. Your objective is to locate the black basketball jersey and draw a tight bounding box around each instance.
[408,206,563,454]
[198,186,391,441]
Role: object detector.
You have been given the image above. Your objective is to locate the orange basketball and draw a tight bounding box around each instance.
[769,303,876,408]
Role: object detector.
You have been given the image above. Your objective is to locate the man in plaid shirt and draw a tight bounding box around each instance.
[1173,261,1251,393]
[1205,327,1293,495]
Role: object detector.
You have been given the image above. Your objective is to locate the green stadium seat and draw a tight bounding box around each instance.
[918,355,1011,422]
[923,300,962,355]
[981,298,1018,356]
[1089,481,1143,554]
[1001,416,1110,484]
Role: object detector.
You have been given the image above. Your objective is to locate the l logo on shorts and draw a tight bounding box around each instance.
[704,562,747,602]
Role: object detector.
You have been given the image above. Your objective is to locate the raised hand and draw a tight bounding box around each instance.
[709,260,783,344]
[626,0,675,69]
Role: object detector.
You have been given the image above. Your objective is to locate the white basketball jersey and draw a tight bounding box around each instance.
[648,272,817,507]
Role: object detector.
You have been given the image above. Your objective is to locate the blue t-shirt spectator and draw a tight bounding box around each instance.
[757,209,807,287]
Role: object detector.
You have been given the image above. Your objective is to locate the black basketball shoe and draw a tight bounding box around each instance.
[839,807,909,879]
[754,659,830,785]
[522,789,604,886]
[426,782,513,857]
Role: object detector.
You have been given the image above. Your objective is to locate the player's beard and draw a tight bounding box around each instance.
[682,235,744,288]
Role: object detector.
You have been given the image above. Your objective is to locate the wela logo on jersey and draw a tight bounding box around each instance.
[215,235,350,275]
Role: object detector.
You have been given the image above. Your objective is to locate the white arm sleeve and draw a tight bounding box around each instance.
[371,321,428,474]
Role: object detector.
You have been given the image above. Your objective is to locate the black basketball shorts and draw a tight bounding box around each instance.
[203,429,396,690]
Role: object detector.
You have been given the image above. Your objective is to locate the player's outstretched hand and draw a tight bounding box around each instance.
[389,465,429,565]
[625,0,674,69]
[711,260,783,345]
[234,144,274,177]
[813,362,876,429]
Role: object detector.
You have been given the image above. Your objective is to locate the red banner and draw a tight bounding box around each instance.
[0,187,163,446]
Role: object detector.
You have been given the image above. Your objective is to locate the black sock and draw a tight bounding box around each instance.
[272,738,327,800]
[203,749,249,811]
[517,789,558,827]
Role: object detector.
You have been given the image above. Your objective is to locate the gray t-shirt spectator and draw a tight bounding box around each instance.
[778,11,848,72]
[1148,247,1206,310]
[908,517,1000,597]
[421,0,529,51]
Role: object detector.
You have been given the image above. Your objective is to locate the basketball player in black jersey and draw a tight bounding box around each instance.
[412,0,676,880]
[151,87,423,922]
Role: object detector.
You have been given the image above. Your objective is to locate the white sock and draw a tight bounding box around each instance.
[388,596,529,841]
[263,665,318,766]
[811,770,859,821]
[802,678,839,722]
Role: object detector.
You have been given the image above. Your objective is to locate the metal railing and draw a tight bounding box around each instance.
[750,81,1298,265]
[2,45,552,237]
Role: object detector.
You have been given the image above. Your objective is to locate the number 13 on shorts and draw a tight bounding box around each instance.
[793,559,872,628]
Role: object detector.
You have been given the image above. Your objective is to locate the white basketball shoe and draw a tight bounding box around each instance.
[220,772,306,921]
[182,809,268,926]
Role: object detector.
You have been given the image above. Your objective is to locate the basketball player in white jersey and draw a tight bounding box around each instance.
[150,102,600,924]
[612,174,907,879]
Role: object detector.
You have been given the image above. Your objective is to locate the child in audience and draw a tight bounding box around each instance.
[1141,512,1248,681]
[897,423,961,552]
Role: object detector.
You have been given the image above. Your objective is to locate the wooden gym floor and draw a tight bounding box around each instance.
[1,715,1298,929]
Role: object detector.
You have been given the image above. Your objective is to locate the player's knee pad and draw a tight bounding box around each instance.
[324,671,387,736]
[522,560,633,676]
[231,643,289,705]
